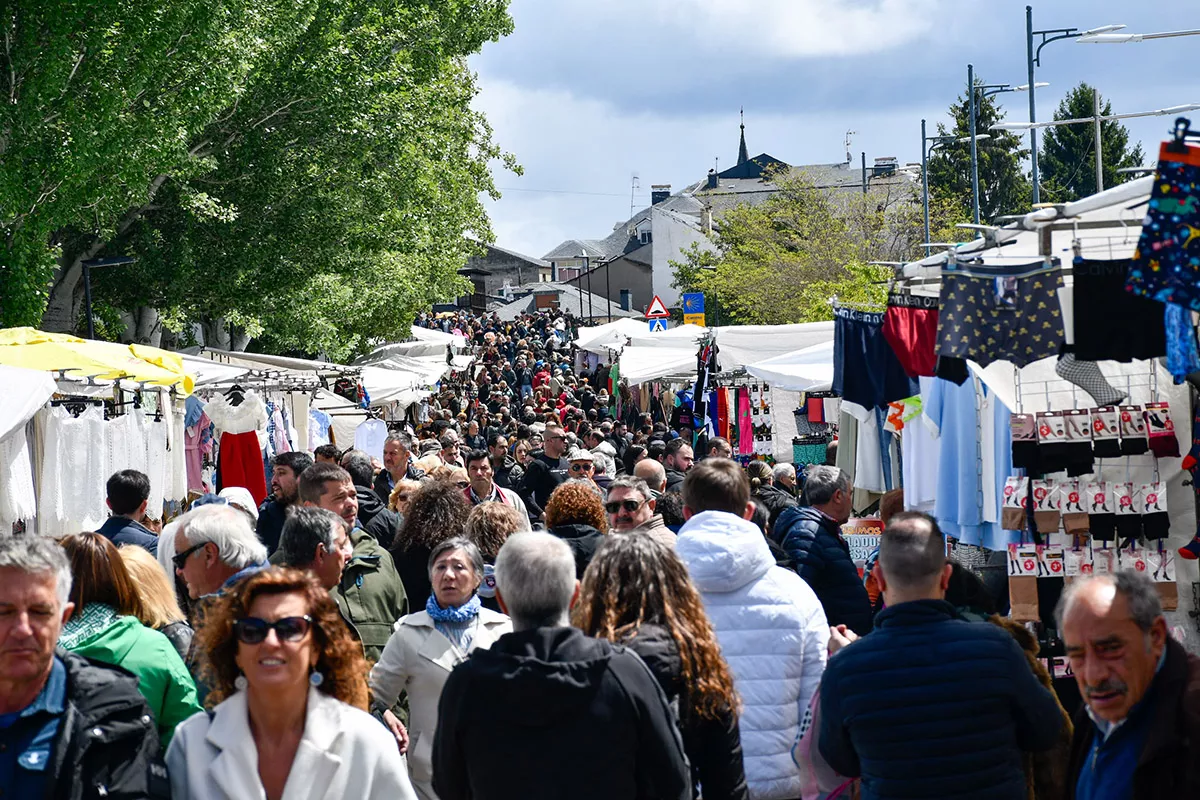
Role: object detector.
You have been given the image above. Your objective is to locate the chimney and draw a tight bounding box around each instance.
[619,289,633,311]
[701,206,713,234]
[706,169,719,190]
[650,184,671,205]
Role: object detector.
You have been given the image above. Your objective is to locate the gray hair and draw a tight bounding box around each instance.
[803,465,849,506]
[279,507,343,568]
[428,536,485,588]
[772,463,796,482]
[878,512,946,591]
[494,532,576,630]
[178,505,267,569]
[385,432,414,450]
[606,475,652,504]
[339,449,375,487]
[0,535,72,608]
[1055,570,1164,632]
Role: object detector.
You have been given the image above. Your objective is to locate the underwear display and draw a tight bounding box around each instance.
[937,262,1065,367]
[882,292,939,378]
[1071,258,1166,362]
[832,306,918,412]
[1128,140,1200,309]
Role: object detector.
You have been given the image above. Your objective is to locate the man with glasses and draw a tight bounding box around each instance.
[464,450,529,520]
[518,423,570,522]
[173,504,270,599]
[605,476,675,548]
[566,449,597,485]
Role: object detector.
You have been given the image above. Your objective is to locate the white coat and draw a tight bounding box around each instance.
[675,510,830,800]
[165,686,417,800]
[368,607,512,799]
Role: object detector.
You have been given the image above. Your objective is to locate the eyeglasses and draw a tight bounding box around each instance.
[570,463,593,473]
[605,499,645,514]
[455,481,470,488]
[172,541,209,570]
[396,494,410,502]
[546,435,566,442]
[233,615,314,644]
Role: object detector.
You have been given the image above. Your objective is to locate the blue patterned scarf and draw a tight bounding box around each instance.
[426,593,481,622]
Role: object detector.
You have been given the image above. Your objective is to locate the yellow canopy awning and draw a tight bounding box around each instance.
[0,328,195,396]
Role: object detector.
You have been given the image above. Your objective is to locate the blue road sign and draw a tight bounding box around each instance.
[648,318,668,332]
[682,293,705,314]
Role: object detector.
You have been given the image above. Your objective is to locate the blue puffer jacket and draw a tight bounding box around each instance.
[773,506,873,634]
[818,600,1065,800]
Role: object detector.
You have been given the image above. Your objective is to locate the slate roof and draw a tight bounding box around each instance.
[483,242,551,267]
[489,282,641,321]
[542,194,706,262]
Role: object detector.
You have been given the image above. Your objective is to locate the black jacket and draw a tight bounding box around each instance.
[752,484,798,533]
[354,484,387,526]
[493,455,525,492]
[665,468,686,494]
[773,506,874,635]
[372,462,427,505]
[819,600,1064,800]
[391,541,433,609]
[624,625,748,800]
[547,523,605,579]
[364,508,401,550]
[48,650,169,799]
[433,627,691,800]
[518,452,568,518]
[1066,638,1200,800]
[255,498,289,554]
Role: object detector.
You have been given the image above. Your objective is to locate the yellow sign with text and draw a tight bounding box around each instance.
[683,313,705,327]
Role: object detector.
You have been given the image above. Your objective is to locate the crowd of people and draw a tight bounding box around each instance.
[2,308,1198,800]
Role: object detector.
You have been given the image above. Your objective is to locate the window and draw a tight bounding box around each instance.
[639,230,652,245]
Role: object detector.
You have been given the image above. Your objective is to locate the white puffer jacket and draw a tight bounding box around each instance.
[676,511,830,800]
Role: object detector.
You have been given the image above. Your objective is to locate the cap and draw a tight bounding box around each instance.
[567,448,594,463]
[218,487,259,522]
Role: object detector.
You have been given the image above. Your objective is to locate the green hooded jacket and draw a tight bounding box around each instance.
[334,527,409,663]
[62,607,202,748]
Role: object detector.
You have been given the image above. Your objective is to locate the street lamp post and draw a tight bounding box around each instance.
[80,256,137,339]
[921,125,982,255]
[968,65,980,224]
[605,262,613,323]
[580,251,592,322]
[992,102,1200,192]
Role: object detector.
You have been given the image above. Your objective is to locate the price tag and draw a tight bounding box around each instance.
[1064,548,1086,577]
[1041,546,1065,578]
[1093,548,1114,575]
[1117,546,1148,573]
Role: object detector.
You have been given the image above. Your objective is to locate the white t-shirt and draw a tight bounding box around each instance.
[354,419,388,462]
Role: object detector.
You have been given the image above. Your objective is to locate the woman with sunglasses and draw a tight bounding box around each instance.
[370,537,511,800]
[575,534,748,800]
[168,568,415,800]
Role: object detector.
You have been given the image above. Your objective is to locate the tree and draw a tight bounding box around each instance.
[1038,83,1145,203]
[670,172,939,326]
[926,78,1030,223]
[2,0,514,357]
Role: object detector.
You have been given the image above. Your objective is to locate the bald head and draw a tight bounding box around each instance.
[877,512,950,603]
[634,458,666,493]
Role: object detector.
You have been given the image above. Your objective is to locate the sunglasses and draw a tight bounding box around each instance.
[396,494,410,502]
[605,499,645,514]
[172,541,208,570]
[570,463,593,472]
[233,615,314,645]
[455,481,470,488]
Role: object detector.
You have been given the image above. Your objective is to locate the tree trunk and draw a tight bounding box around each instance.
[120,306,162,346]
[39,174,171,333]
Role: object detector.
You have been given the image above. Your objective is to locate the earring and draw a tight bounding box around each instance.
[234,674,248,691]
[309,671,324,688]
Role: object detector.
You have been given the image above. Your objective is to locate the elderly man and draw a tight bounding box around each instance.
[1060,571,1200,799]
[774,465,874,635]
[432,532,690,800]
[634,458,667,499]
[819,512,1064,800]
[277,506,355,591]
[256,450,314,555]
[374,432,426,501]
[173,504,269,598]
[0,536,167,798]
[605,476,674,548]
[772,463,798,496]
[299,462,407,661]
[567,448,597,484]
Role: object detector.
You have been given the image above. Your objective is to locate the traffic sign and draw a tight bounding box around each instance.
[683,313,705,327]
[644,295,670,318]
[648,318,668,332]
[682,293,705,314]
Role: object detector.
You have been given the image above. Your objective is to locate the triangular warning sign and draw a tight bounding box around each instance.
[645,295,670,318]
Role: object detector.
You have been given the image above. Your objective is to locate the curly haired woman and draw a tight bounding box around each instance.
[544,479,607,578]
[389,479,471,607]
[167,568,416,800]
[575,533,748,800]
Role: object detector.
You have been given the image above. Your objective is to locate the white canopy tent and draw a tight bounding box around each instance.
[745,341,835,392]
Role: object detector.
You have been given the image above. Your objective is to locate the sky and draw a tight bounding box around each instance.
[469,0,1199,260]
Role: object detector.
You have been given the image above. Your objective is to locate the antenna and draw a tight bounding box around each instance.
[630,173,640,219]
[845,130,857,164]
